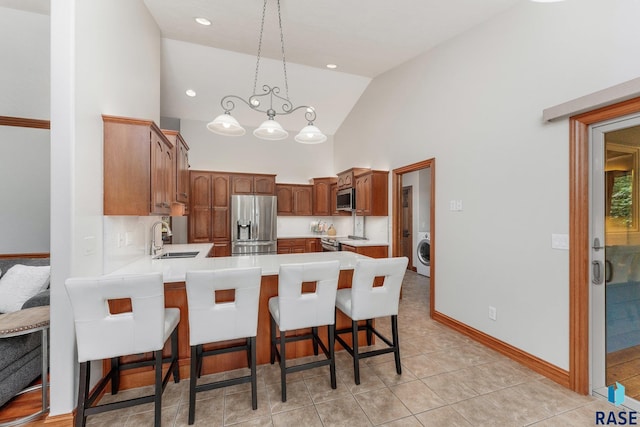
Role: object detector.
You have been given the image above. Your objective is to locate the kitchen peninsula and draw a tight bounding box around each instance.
[106,245,372,390]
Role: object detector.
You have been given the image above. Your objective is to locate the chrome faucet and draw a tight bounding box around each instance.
[151,221,172,256]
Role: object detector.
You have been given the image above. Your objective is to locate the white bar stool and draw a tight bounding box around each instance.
[335,257,408,385]
[185,267,262,425]
[269,260,340,402]
[65,272,180,427]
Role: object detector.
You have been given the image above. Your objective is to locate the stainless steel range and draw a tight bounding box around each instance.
[320,237,341,252]
[320,235,368,252]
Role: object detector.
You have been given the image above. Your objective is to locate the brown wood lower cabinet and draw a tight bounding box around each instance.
[341,244,388,258]
[103,270,371,390]
[277,238,320,254]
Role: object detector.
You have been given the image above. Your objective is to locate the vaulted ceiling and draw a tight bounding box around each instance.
[2,0,524,134]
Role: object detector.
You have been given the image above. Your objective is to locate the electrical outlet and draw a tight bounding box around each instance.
[488,306,497,321]
[117,233,125,248]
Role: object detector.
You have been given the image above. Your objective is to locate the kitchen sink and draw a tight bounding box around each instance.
[154,251,200,259]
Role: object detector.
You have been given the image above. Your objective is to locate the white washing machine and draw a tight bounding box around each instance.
[415,231,430,277]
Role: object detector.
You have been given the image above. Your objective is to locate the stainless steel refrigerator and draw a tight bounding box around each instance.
[231,195,277,255]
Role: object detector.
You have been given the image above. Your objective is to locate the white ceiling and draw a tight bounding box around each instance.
[1,0,525,135]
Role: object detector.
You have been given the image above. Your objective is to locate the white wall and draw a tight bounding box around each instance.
[334,0,640,370]
[0,7,49,118]
[181,118,335,183]
[0,126,50,254]
[0,7,50,254]
[50,0,161,415]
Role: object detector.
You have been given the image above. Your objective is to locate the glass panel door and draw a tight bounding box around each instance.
[592,116,640,408]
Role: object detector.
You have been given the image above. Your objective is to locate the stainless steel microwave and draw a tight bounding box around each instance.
[336,188,356,211]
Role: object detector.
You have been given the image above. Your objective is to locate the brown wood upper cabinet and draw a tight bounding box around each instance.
[337,167,369,190]
[188,171,231,256]
[276,184,313,216]
[162,130,190,214]
[231,173,276,195]
[103,115,174,216]
[312,177,336,216]
[355,170,389,216]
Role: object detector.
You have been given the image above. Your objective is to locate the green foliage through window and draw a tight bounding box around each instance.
[610,173,633,226]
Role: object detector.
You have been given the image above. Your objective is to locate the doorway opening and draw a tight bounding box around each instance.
[392,158,435,315]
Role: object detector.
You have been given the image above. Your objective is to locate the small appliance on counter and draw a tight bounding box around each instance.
[231,195,277,256]
[310,220,328,234]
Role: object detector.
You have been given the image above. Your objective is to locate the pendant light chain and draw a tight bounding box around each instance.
[252,0,268,96]
[277,0,290,101]
[207,0,327,143]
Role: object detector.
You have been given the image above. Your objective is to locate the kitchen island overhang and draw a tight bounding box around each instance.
[104,250,375,391]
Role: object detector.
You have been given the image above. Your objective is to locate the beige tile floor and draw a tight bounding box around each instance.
[86,270,621,426]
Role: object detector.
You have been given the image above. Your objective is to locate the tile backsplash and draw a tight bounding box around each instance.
[103,216,157,274]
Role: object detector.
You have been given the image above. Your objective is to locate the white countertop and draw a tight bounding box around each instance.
[277,234,326,239]
[109,244,370,283]
[339,240,388,247]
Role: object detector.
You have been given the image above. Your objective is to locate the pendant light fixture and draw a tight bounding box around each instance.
[207,0,327,144]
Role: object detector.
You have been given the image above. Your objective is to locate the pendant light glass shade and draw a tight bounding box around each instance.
[207,113,246,136]
[253,119,288,140]
[294,124,327,144]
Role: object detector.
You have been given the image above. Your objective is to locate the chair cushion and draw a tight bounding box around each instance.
[0,265,50,313]
[335,288,353,317]
[268,297,281,327]
[164,308,180,342]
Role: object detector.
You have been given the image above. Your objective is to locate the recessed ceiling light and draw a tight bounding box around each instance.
[326,64,337,69]
[185,89,196,97]
[195,17,211,26]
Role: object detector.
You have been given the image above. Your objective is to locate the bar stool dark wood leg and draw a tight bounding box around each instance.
[329,324,336,389]
[250,336,257,410]
[280,330,287,402]
[366,319,373,345]
[154,350,162,427]
[75,361,89,427]
[392,315,401,375]
[110,357,119,394]
[270,316,276,364]
[352,320,360,385]
[312,327,319,355]
[189,346,197,425]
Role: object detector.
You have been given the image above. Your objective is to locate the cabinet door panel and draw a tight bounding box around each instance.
[254,176,276,195]
[151,135,166,213]
[313,180,332,216]
[212,207,230,240]
[212,175,230,207]
[293,186,313,216]
[277,185,294,215]
[190,207,212,243]
[232,175,253,194]
[191,174,212,208]
[177,140,189,203]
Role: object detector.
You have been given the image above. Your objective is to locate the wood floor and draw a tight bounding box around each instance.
[607,344,640,400]
[0,379,48,426]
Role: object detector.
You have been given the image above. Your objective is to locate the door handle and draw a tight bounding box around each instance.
[605,259,613,283]
[592,260,604,285]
